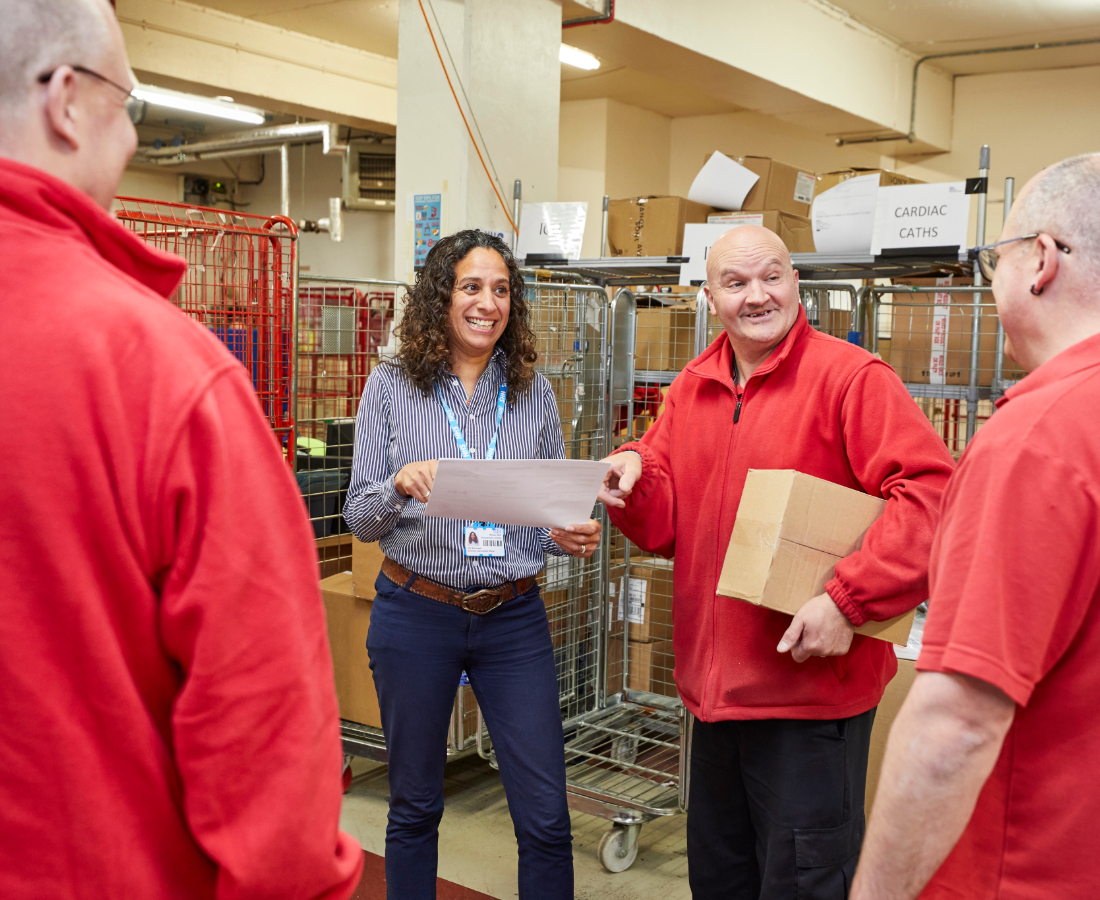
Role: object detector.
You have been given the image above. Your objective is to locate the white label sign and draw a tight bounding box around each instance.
[811,174,880,255]
[617,576,648,625]
[928,276,953,385]
[517,201,587,261]
[707,213,765,226]
[679,222,749,286]
[794,171,816,205]
[871,182,969,255]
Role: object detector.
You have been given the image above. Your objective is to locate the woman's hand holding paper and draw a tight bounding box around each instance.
[394,459,439,503]
[550,519,601,558]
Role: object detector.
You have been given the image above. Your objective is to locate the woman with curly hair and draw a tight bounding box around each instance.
[344,229,598,900]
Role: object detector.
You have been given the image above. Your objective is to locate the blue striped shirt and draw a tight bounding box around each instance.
[344,348,568,589]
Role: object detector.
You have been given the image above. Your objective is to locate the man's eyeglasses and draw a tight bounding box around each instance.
[37,65,146,125]
[972,233,1072,281]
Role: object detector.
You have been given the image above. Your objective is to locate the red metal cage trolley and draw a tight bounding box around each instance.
[114,198,299,460]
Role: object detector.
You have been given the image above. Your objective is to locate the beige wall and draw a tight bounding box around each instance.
[669,110,888,200]
[605,100,671,200]
[559,99,608,258]
[893,64,1100,244]
[564,64,1100,257]
[559,98,672,257]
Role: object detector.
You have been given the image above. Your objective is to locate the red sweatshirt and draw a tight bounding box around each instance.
[0,159,362,898]
[610,308,955,721]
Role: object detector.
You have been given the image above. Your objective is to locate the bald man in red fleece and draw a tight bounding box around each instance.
[599,225,955,899]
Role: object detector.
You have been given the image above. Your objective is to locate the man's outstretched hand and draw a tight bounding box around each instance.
[597,451,643,509]
[777,593,856,663]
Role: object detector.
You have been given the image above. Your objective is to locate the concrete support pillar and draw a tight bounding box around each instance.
[394,0,561,283]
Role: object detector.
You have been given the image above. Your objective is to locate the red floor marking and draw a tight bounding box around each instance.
[349,850,499,900]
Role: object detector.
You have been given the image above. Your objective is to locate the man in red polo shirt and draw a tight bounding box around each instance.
[851,154,1100,900]
[599,225,955,898]
[0,1,361,897]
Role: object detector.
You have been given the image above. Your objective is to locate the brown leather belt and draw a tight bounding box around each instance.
[381,558,536,616]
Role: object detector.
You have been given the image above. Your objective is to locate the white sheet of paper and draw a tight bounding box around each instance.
[810,173,880,255]
[424,458,611,529]
[870,182,969,255]
[688,151,759,211]
[679,222,742,286]
[517,202,587,261]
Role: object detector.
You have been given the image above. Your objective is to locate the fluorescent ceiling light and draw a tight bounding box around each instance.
[132,86,266,125]
[560,44,600,70]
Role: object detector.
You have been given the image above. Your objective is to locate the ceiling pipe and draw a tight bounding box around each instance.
[138,121,348,161]
[837,36,1100,147]
[137,123,352,228]
[562,0,613,29]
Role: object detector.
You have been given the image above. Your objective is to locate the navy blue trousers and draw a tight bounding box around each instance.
[366,573,573,900]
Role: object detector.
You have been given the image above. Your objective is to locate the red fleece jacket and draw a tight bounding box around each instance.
[609,308,955,721]
[0,159,362,899]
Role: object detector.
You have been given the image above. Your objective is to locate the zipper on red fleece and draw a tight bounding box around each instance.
[702,379,744,719]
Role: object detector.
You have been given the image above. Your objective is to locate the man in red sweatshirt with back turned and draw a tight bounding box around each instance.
[599,225,955,900]
[0,1,362,897]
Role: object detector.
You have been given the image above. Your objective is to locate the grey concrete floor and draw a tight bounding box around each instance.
[340,755,691,899]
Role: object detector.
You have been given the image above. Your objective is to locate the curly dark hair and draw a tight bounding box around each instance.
[392,229,538,399]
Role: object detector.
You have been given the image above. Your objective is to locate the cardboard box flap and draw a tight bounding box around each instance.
[716,530,783,602]
[769,470,886,557]
[715,470,792,601]
[760,541,840,614]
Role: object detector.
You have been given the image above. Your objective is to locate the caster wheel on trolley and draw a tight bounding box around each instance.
[611,733,639,766]
[598,825,640,873]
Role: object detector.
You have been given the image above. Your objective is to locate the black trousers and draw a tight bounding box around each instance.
[686,709,876,900]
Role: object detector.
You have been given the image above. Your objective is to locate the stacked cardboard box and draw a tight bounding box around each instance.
[699,156,816,253]
[816,167,924,194]
[607,196,712,257]
[734,156,817,217]
[886,276,1026,387]
[707,210,815,254]
[865,657,917,818]
[607,636,676,698]
[540,554,577,649]
[607,557,678,699]
[634,303,696,372]
[321,544,383,728]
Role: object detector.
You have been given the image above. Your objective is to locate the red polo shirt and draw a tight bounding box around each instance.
[917,332,1100,899]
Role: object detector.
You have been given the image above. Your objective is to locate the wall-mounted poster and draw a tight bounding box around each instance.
[413,193,441,266]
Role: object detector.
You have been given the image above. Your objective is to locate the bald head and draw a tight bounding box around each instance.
[1010,154,1100,277]
[706,225,791,284]
[0,0,115,121]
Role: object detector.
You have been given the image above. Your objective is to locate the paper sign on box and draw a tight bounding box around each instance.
[679,222,741,286]
[716,469,915,645]
[870,182,969,255]
[811,173,880,255]
[517,201,587,261]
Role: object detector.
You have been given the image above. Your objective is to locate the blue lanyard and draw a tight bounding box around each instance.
[436,381,508,461]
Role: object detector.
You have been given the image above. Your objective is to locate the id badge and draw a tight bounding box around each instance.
[464,523,505,557]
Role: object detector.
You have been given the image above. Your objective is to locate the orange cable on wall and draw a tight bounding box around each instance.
[416,0,519,235]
